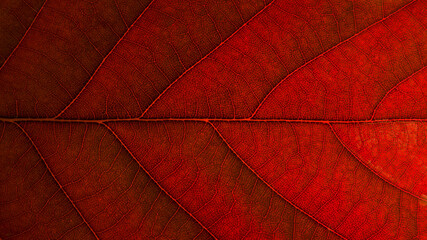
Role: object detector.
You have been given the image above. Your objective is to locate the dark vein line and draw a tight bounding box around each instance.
[54,0,156,118]
[327,123,424,201]
[101,122,218,240]
[13,122,100,240]
[250,0,419,118]
[139,0,277,118]
[1,118,426,123]
[370,65,427,120]
[206,121,348,240]
[0,0,48,70]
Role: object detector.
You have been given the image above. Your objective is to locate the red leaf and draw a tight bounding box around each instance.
[0,0,426,239]
[331,121,427,197]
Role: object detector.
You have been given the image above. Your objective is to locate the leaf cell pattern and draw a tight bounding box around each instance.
[0,0,426,239]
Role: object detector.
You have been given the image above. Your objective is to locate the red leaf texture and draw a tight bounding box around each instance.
[0,0,426,239]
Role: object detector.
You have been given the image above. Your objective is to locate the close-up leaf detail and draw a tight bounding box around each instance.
[0,0,426,239]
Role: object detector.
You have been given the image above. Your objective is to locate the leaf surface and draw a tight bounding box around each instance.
[0,0,45,66]
[0,0,426,239]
